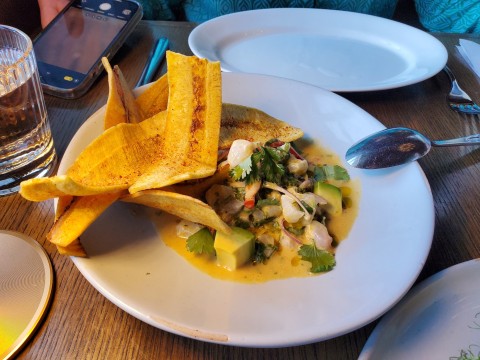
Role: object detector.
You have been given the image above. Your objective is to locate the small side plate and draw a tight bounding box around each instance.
[0,231,54,359]
[359,259,480,359]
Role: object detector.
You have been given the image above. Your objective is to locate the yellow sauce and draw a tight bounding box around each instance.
[152,141,360,284]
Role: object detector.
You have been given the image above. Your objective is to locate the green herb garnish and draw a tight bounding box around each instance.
[186,228,215,255]
[298,244,336,273]
[253,242,278,265]
[314,164,350,182]
[230,142,290,185]
[256,198,280,207]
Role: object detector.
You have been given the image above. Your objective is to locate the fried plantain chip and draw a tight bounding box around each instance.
[56,239,87,257]
[20,176,69,201]
[19,175,114,201]
[163,162,230,199]
[46,57,149,254]
[48,191,124,247]
[53,196,86,256]
[122,189,231,234]
[102,57,145,129]
[134,80,303,150]
[66,111,167,192]
[21,52,309,258]
[135,73,168,118]
[219,103,304,149]
[129,51,222,193]
[55,195,75,220]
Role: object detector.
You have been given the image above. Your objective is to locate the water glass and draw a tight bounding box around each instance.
[0,25,56,196]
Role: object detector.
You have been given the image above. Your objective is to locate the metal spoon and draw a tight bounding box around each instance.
[345,127,480,169]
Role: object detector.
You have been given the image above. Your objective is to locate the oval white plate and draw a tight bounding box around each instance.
[189,8,447,92]
[60,72,434,347]
[359,259,480,359]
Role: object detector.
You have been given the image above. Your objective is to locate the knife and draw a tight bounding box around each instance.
[136,37,169,87]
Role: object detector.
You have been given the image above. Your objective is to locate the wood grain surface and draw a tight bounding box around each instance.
[4,20,479,359]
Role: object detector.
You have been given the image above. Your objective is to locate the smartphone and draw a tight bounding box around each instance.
[33,0,143,99]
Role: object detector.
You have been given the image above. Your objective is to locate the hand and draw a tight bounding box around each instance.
[38,0,70,28]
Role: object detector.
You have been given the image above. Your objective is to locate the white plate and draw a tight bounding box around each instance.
[59,73,434,347]
[359,259,480,359]
[188,8,447,92]
[0,231,54,359]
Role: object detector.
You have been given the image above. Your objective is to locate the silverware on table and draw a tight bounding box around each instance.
[443,65,480,115]
[136,37,169,87]
[345,127,480,169]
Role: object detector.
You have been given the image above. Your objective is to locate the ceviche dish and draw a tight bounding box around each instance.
[19,51,358,283]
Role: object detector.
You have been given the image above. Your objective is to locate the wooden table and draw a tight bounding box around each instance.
[7,20,480,359]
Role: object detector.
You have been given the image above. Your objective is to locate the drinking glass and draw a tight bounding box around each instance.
[0,25,56,196]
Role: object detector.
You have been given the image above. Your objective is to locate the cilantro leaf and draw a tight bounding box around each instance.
[261,147,287,183]
[229,142,291,185]
[298,244,336,273]
[186,228,215,255]
[230,156,253,181]
[314,165,350,182]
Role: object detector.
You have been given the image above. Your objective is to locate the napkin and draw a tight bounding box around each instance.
[456,39,480,78]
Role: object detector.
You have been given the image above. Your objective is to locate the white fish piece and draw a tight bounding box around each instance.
[227,139,256,168]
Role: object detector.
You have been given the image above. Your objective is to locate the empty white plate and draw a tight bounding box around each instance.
[189,8,448,92]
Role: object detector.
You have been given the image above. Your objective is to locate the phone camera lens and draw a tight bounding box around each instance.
[99,3,112,11]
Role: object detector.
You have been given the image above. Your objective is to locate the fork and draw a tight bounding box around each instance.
[443,65,480,115]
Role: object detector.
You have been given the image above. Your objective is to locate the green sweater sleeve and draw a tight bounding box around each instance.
[136,0,398,22]
[415,0,480,33]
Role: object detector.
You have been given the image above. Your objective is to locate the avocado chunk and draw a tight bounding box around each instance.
[214,227,255,270]
[314,181,343,216]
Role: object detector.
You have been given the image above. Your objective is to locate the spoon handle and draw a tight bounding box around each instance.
[432,134,480,147]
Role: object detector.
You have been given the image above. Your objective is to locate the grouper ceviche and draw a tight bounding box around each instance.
[18,51,355,280]
[176,138,352,274]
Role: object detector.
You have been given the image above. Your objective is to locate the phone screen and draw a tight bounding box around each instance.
[33,0,141,98]
[35,6,127,75]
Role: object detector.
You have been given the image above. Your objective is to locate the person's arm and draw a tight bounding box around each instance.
[38,0,69,27]
[415,0,480,33]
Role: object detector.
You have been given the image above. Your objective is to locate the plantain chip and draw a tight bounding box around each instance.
[122,189,231,234]
[52,196,97,257]
[56,239,87,257]
[55,195,87,257]
[66,111,167,192]
[163,162,230,199]
[48,191,124,247]
[19,175,115,201]
[55,195,75,220]
[134,79,303,151]
[219,103,304,149]
[20,176,69,201]
[102,57,145,129]
[21,52,309,257]
[54,196,82,255]
[129,51,222,193]
[46,56,149,255]
[135,73,169,118]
